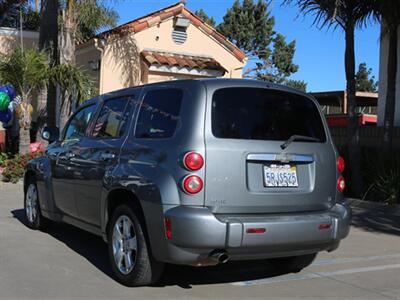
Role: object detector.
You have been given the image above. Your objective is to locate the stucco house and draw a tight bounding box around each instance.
[75,2,246,94]
[0,2,246,150]
[0,26,38,55]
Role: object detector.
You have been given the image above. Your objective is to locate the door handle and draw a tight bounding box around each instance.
[65,152,76,159]
[100,152,115,161]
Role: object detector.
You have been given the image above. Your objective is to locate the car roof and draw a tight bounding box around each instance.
[85,78,314,105]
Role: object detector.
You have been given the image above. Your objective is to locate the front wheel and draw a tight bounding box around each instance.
[24,179,48,230]
[270,253,317,273]
[107,204,164,286]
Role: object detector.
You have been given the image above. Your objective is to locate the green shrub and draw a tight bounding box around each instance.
[1,152,43,183]
[363,150,400,205]
[373,168,400,205]
[337,146,400,205]
[0,152,8,167]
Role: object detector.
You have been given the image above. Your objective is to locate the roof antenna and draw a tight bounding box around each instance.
[180,0,187,5]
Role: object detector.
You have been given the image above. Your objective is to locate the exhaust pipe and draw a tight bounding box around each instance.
[193,251,230,267]
[210,251,229,264]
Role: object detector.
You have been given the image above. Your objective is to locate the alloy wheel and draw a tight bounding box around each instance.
[112,215,138,275]
[25,184,38,223]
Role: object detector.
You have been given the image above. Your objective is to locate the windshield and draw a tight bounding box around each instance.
[211,87,326,142]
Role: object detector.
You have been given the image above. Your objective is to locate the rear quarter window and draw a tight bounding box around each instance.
[135,88,183,139]
[212,88,326,142]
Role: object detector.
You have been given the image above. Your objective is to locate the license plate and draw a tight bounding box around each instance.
[263,164,298,187]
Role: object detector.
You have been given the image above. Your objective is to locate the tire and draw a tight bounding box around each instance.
[270,253,317,273]
[24,178,48,230]
[107,204,164,287]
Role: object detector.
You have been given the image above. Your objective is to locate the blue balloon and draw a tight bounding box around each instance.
[0,108,12,123]
[0,84,16,100]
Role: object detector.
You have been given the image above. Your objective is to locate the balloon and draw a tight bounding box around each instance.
[0,84,16,100]
[8,101,14,112]
[0,92,11,111]
[0,108,12,123]
[15,102,33,118]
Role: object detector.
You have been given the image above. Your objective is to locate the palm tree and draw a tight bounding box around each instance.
[285,0,374,197]
[36,1,117,128]
[0,48,92,154]
[39,0,59,128]
[58,0,117,127]
[372,1,400,151]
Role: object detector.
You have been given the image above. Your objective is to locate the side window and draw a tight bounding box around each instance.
[91,97,130,138]
[135,89,183,139]
[63,104,96,141]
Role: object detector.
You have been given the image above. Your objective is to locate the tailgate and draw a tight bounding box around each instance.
[204,86,336,214]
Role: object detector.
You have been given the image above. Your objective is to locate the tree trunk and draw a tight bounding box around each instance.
[382,27,398,153]
[39,0,59,128]
[18,100,33,154]
[345,23,364,197]
[58,3,76,129]
[19,128,30,154]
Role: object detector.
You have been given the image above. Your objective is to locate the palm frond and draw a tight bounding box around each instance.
[284,0,377,30]
[48,63,94,102]
[0,47,93,104]
[75,0,119,43]
[0,48,48,101]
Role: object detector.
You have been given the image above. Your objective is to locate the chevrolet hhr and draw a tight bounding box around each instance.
[24,79,351,286]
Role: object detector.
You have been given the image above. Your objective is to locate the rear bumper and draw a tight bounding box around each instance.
[162,202,351,265]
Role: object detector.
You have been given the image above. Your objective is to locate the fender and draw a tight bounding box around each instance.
[101,161,181,259]
[25,156,58,220]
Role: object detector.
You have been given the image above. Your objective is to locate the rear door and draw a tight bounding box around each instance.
[204,86,336,214]
[71,96,135,226]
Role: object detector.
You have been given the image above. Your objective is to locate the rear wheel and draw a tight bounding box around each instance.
[270,253,317,273]
[107,204,164,286]
[24,179,48,230]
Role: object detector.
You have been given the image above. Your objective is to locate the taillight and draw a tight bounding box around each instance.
[183,151,204,171]
[182,175,203,194]
[337,156,345,173]
[164,217,172,240]
[337,176,345,193]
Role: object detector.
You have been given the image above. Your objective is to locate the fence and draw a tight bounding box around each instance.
[329,126,400,148]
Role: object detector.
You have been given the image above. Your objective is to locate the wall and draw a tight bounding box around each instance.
[377,24,400,126]
[330,126,400,148]
[75,41,101,93]
[0,27,38,54]
[93,17,245,94]
[147,71,202,83]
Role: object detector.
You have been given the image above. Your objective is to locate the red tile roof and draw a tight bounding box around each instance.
[141,50,227,73]
[96,2,246,62]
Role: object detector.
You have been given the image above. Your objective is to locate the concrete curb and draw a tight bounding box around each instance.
[347,198,400,214]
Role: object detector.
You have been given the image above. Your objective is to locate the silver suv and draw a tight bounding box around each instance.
[25,79,351,286]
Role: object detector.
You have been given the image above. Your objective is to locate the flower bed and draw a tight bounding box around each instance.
[0,152,43,183]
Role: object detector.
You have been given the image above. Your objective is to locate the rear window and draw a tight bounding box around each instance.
[212,88,326,142]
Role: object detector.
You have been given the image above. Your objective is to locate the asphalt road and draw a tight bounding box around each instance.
[0,182,399,300]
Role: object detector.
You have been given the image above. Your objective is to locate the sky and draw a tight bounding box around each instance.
[111,0,381,92]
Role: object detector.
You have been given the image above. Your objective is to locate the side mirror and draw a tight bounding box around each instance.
[42,126,60,143]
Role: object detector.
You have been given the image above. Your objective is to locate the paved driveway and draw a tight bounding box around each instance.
[0,182,399,299]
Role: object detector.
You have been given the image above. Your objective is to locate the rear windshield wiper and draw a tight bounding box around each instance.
[280,135,321,150]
